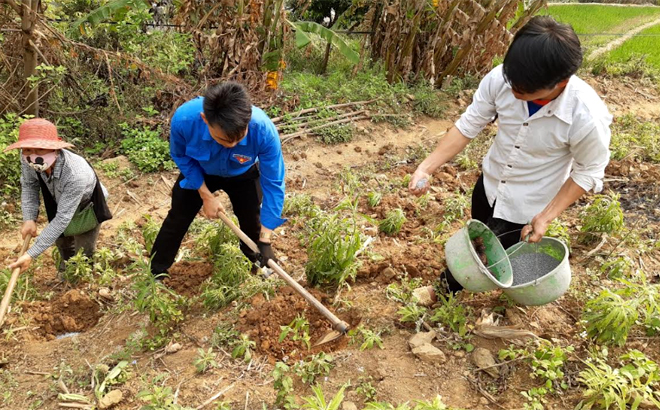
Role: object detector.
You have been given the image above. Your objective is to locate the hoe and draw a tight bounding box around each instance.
[216,212,349,346]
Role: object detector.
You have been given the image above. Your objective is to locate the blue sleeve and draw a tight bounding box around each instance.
[257,122,286,230]
[170,119,205,190]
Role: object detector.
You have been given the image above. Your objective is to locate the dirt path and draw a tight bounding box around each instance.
[589,17,660,60]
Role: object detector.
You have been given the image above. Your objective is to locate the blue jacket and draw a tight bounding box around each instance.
[170,97,286,230]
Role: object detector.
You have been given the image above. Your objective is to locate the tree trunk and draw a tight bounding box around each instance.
[22,0,39,116]
[320,41,332,75]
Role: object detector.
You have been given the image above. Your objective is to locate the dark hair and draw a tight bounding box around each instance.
[203,82,253,141]
[503,16,582,94]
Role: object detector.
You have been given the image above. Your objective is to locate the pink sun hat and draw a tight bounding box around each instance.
[4,118,75,152]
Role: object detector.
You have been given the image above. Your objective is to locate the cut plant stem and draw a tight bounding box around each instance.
[276,110,367,132]
[271,99,377,123]
[282,115,370,143]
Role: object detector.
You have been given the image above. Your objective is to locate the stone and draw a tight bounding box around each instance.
[164,343,182,354]
[411,343,446,364]
[471,348,499,378]
[479,397,490,406]
[342,402,358,410]
[380,267,397,281]
[99,288,113,300]
[408,331,437,349]
[99,390,123,409]
[412,286,436,307]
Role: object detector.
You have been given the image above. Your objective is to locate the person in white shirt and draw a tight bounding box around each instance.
[409,16,612,293]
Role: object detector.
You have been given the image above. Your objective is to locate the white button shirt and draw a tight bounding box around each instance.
[455,65,612,225]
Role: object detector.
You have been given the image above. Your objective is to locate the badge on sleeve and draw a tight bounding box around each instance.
[232,154,252,164]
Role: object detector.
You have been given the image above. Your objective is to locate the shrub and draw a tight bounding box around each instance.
[579,193,624,244]
[120,123,175,172]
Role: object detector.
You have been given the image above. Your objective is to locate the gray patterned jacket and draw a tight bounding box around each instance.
[20,149,108,258]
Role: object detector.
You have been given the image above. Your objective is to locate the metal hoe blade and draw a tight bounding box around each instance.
[314,330,345,347]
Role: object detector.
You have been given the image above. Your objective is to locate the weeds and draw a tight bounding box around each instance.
[609,114,660,163]
[442,192,470,224]
[583,288,639,347]
[397,304,428,325]
[210,323,241,350]
[576,350,660,410]
[429,293,471,337]
[120,123,175,172]
[0,268,37,302]
[365,395,464,410]
[140,215,161,253]
[133,263,184,349]
[530,344,574,392]
[545,219,571,250]
[301,385,345,410]
[283,193,318,217]
[279,314,312,350]
[194,219,240,256]
[61,250,93,284]
[273,362,297,410]
[356,376,378,401]
[305,211,364,288]
[93,361,131,400]
[231,334,256,363]
[579,193,624,244]
[193,348,218,373]
[386,276,423,304]
[201,243,251,310]
[367,192,383,208]
[294,352,335,384]
[355,326,384,351]
[379,209,407,235]
[600,256,634,279]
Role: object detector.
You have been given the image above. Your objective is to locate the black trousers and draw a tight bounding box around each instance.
[151,165,262,275]
[444,174,526,292]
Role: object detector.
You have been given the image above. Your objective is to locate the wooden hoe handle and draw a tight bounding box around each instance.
[216,212,349,333]
[0,234,32,328]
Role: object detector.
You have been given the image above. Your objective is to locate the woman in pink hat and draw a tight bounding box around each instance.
[6,118,112,275]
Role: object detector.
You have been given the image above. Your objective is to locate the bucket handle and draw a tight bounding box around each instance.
[482,228,531,269]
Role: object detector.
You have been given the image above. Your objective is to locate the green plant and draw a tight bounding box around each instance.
[442,192,470,224]
[545,219,571,250]
[315,123,354,144]
[0,114,27,200]
[576,350,660,410]
[583,288,639,347]
[301,385,345,410]
[133,265,184,349]
[355,377,378,401]
[530,344,574,391]
[273,362,297,410]
[600,256,634,279]
[379,209,407,235]
[201,243,251,310]
[140,215,161,253]
[193,348,218,374]
[355,326,384,351]
[210,323,241,350]
[365,396,463,410]
[294,353,335,384]
[609,114,660,163]
[120,123,175,172]
[93,361,131,400]
[283,193,318,217]
[0,268,37,302]
[137,385,185,410]
[194,220,240,256]
[386,276,423,304]
[367,192,383,208]
[429,293,471,337]
[305,211,364,287]
[279,314,312,350]
[231,335,256,363]
[62,250,94,284]
[397,304,428,324]
[579,193,624,244]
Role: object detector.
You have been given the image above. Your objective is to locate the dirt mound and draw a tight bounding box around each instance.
[165,261,214,297]
[237,286,360,360]
[32,289,102,340]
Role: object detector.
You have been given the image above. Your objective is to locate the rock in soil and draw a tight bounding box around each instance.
[99,390,123,409]
[411,343,446,364]
[471,348,499,378]
[412,286,436,307]
[408,331,436,350]
[380,267,397,282]
[342,402,358,410]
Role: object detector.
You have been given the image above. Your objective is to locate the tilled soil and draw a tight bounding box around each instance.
[29,289,102,340]
[237,286,360,360]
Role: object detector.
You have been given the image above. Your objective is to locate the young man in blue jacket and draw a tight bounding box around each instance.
[150,82,286,277]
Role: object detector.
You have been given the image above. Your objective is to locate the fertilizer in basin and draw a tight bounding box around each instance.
[510,252,561,286]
